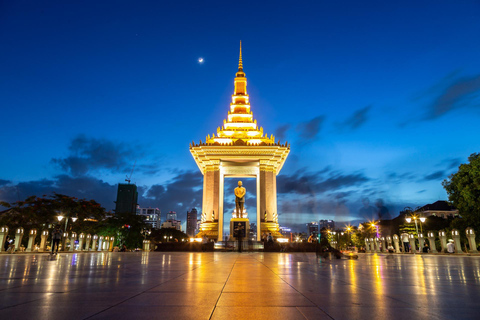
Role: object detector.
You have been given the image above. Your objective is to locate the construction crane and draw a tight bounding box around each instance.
[125,160,137,184]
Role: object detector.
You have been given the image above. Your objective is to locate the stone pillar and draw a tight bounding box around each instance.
[386,235,392,247]
[373,237,380,252]
[143,240,151,251]
[451,229,463,254]
[109,237,115,251]
[97,236,104,251]
[61,232,68,251]
[408,234,416,253]
[439,230,447,253]
[78,233,85,251]
[26,229,37,252]
[103,236,109,251]
[92,235,98,251]
[418,233,425,252]
[39,230,49,252]
[380,237,387,252]
[465,228,478,253]
[14,227,25,252]
[365,238,371,252]
[392,234,400,253]
[69,232,77,251]
[85,234,92,251]
[427,231,438,253]
[203,165,220,240]
[0,226,9,253]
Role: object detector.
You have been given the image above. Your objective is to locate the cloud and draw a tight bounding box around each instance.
[296,116,325,140]
[277,168,369,195]
[0,179,11,186]
[340,106,371,130]
[423,170,446,181]
[51,135,159,176]
[425,74,480,120]
[438,158,461,170]
[275,124,291,142]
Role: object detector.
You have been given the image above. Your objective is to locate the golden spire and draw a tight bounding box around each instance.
[238,40,243,71]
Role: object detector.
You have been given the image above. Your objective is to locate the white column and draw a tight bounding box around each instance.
[427,232,437,253]
[102,236,110,251]
[14,227,25,252]
[39,230,49,252]
[439,230,447,253]
[84,234,92,251]
[0,226,9,253]
[78,233,85,251]
[392,234,400,253]
[69,232,77,251]
[418,233,425,252]
[92,235,98,251]
[408,234,416,253]
[61,232,68,251]
[380,237,386,252]
[466,228,478,253]
[97,236,104,251]
[109,237,115,251]
[26,229,37,252]
[452,229,463,253]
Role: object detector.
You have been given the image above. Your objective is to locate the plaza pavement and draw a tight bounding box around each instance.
[0,252,479,320]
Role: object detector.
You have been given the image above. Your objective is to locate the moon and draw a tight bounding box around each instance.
[198,57,204,63]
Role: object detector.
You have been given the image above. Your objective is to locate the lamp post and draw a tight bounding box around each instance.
[141,228,151,240]
[57,214,78,232]
[404,207,426,235]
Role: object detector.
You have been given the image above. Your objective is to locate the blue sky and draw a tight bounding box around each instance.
[1,1,480,231]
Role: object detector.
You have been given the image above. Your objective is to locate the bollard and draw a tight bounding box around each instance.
[465,228,478,253]
[92,235,98,251]
[439,230,447,253]
[14,227,25,252]
[0,226,9,253]
[109,237,115,252]
[103,236,110,251]
[393,234,400,253]
[69,232,77,251]
[78,233,85,251]
[97,236,104,251]
[451,229,463,254]
[418,233,425,252]
[386,235,392,248]
[408,234,416,253]
[380,237,387,253]
[61,232,68,251]
[365,238,371,252]
[85,234,92,251]
[143,240,151,251]
[427,231,438,253]
[373,237,380,252]
[39,230,49,252]
[26,229,38,252]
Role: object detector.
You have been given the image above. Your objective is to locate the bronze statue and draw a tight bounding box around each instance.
[234,180,246,217]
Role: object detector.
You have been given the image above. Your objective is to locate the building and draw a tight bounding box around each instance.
[307,222,318,236]
[417,200,459,218]
[166,211,177,220]
[136,207,161,229]
[319,219,335,231]
[186,208,198,237]
[114,183,138,214]
[161,219,182,231]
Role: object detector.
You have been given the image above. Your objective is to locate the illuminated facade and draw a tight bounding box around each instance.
[190,42,290,241]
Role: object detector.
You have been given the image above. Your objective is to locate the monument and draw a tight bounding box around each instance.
[190,42,290,241]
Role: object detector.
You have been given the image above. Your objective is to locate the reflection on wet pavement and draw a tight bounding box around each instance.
[0,252,479,319]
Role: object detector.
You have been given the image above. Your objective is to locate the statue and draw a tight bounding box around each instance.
[234,180,246,218]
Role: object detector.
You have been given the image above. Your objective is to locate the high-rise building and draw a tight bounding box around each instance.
[319,219,335,231]
[136,207,161,229]
[186,208,198,237]
[114,183,138,214]
[166,211,177,220]
[161,219,182,231]
[307,222,318,235]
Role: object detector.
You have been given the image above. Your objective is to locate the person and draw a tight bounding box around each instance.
[120,244,127,252]
[387,244,394,253]
[422,243,430,253]
[267,232,273,243]
[401,233,409,253]
[234,181,246,217]
[447,239,455,253]
[4,235,10,251]
[51,226,62,254]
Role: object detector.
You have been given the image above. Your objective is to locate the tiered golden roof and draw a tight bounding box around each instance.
[197,41,280,147]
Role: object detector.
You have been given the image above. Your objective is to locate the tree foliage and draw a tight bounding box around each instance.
[443,152,480,234]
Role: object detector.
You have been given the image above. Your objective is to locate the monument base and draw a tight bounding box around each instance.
[197,222,218,240]
[229,218,250,241]
[260,222,283,239]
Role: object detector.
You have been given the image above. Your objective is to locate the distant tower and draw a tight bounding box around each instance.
[166,211,177,220]
[114,183,138,214]
[186,208,199,237]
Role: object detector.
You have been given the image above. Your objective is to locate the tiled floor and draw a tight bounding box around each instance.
[0,252,479,319]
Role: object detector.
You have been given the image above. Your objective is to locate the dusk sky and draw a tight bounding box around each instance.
[1,1,480,231]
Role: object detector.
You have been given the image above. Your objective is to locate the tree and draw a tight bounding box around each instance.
[442,153,480,235]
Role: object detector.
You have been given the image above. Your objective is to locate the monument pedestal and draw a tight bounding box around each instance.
[230,218,249,241]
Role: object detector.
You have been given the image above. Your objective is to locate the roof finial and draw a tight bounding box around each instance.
[238,40,243,71]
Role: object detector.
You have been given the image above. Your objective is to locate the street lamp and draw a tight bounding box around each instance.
[404,207,425,234]
[56,214,78,232]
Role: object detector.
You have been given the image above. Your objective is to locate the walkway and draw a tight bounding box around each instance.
[0,252,479,319]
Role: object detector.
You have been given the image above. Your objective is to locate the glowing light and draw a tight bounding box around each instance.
[406,217,412,223]
[57,215,64,222]
[198,57,204,63]
[277,238,289,243]
[419,217,426,223]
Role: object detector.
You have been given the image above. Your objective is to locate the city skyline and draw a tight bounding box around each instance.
[1,1,480,231]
